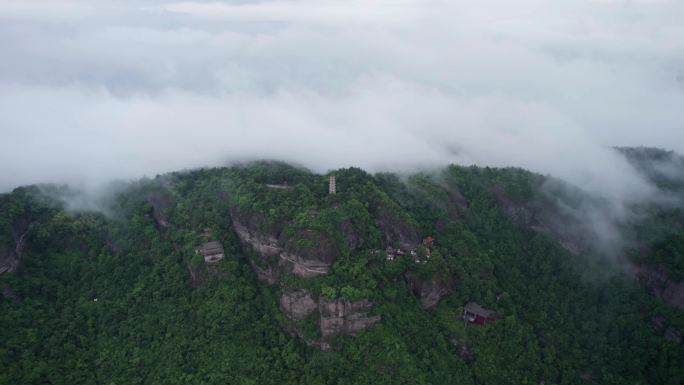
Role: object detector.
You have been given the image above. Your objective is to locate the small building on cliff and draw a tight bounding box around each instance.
[463,302,496,325]
[196,241,225,263]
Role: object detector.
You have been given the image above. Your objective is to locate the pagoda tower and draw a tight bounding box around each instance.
[328,175,336,195]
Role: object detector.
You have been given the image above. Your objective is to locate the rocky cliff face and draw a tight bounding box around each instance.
[147,191,171,228]
[0,245,18,275]
[280,289,317,321]
[280,229,339,277]
[406,273,455,310]
[0,218,35,276]
[229,208,339,282]
[229,207,285,283]
[376,205,420,250]
[230,208,283,258]
[319,298,381,340]
[230,204,417,349]
[279,289,381,349]
[635,265,684,310]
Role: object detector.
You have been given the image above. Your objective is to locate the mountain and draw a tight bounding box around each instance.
[1,151,683,385]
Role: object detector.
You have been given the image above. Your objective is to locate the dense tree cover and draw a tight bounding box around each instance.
[0,160,682,384]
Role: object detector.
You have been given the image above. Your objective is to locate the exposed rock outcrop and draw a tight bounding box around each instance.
[147,191,172,228]
[229,207,339,282]
[319,298,381,339]
[229,207,285,283]
[279,251,334,277]
[229,204,383,349]
[1,219,36,275]
[231,210,283,259]
[406,273,456,310]
[280,289,317,321]
[635,265,684,309]
[376,205,420,250]
[280,230,338,277]
[279,290,381,350]
[0,245,18,275]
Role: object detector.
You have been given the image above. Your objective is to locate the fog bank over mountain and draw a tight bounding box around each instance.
[1,0,683,204]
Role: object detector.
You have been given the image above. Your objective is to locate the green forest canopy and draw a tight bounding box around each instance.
[0,160,683,385]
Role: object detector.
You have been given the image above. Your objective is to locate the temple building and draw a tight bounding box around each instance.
[196,241,225,263]
[463,302,496,325]
[329,175,336,195]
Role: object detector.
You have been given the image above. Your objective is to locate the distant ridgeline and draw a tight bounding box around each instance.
[1,150,683,384]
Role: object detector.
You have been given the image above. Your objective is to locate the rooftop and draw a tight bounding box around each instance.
[464,302,495,318]
[198,241,223,255]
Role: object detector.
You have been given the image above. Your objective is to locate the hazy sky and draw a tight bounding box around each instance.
[1,0,683,201]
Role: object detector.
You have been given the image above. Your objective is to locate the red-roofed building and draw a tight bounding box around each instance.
[463,302,496,325]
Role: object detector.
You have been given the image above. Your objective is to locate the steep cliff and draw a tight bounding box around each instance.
[229,206,341,283]
[229,207,285,284]
[406,273,456,310]
[376,205,420,250]
[146,191,171,228]
[0,216,36,275]
[0,245,17,275]
[318,298,381,339]
[280,289,318,321]
[280,229,339,278]
[279,289,381,350]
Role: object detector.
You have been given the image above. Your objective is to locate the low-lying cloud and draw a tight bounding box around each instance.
[1,0,683,208]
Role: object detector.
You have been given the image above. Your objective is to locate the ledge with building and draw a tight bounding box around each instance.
[463,302,496,325]
[196,241,225,263]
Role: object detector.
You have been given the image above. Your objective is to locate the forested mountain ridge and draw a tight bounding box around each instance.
[1,150,683,384]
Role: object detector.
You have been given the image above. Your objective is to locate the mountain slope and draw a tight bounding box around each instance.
[1,156,683,385]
